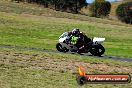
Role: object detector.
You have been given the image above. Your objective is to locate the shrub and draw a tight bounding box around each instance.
[11,0,87,13]
[116,2,132,24]
[89,0,111,17]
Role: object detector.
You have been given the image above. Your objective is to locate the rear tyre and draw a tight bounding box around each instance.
[90,44,105,56]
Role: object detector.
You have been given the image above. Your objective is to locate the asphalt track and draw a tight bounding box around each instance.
[0,45,132,62]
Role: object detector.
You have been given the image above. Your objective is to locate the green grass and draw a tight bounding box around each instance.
[0,11,132,57]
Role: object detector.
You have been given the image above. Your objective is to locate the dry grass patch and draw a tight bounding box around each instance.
[0,50,132,88]
[0,51,131,74]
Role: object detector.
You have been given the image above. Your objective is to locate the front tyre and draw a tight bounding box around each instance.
[56,43,69,52]
[90,44,105,56]
[56,43,64,52]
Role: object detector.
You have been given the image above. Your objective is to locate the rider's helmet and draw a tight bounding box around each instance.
[72,28,80,36]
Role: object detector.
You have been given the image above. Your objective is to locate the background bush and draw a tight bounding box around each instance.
[11,0,87,13]
[116,2,132,24]
[89,0,111,17]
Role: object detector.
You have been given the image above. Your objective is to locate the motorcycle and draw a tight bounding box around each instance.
[56,32,105,56]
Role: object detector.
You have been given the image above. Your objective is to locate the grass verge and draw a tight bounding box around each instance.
[0,48,132,88]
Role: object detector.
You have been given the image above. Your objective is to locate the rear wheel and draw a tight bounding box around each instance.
[90,44,105,56]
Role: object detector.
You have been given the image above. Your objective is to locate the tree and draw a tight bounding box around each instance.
[116,2,132,24]
[11,0,87,13]
[89,0,111,17]
[95,0,105,2]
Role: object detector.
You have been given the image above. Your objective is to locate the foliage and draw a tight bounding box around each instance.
[116,2,132,24]
[11,0,87,13]
[89,0,111,17]
[95,0,105,2]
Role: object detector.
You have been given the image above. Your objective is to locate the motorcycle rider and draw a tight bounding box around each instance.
[68,28,91,53]
[70,28,80,45]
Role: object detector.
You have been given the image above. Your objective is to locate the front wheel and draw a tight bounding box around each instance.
[56,43,63,52]
[56,43,69,52]
[90,44,105,56]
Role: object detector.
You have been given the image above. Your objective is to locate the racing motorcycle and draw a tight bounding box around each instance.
[56,32,105,56]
